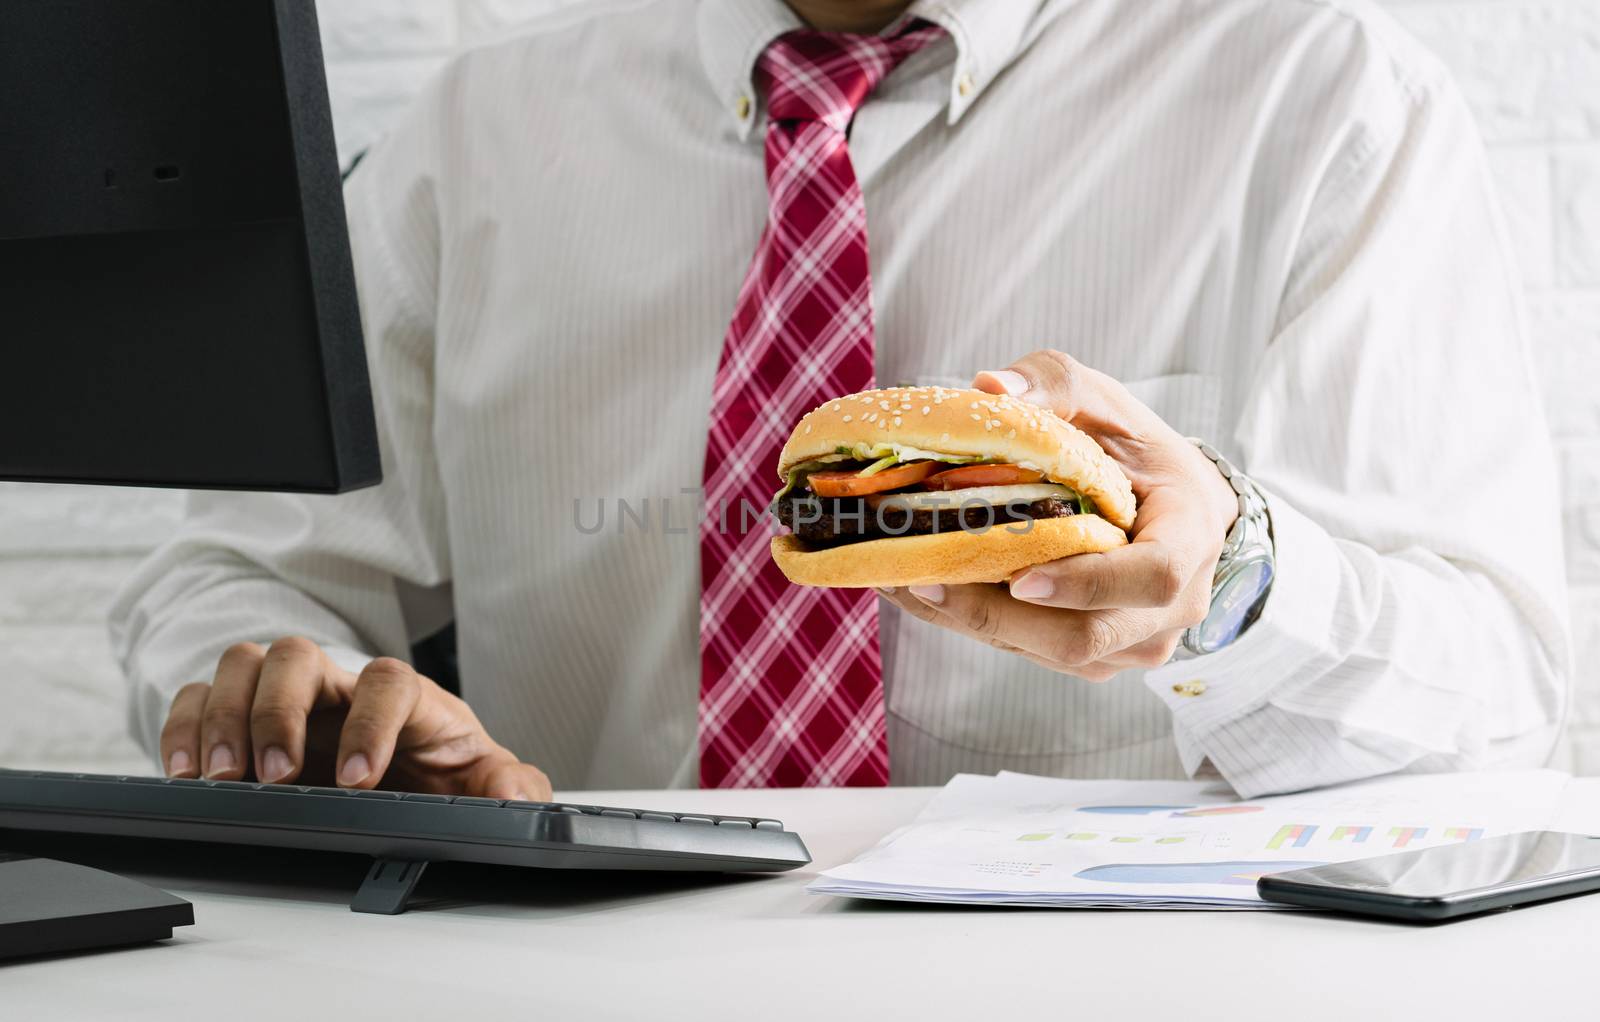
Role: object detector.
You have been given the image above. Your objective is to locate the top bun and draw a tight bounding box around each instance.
[777,386,1137,532]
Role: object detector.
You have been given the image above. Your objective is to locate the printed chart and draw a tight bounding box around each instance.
[809,770,1572,908]
[1076,804,1266,819]
[1172,806,1264,818]
[1077,805,1196,816]
[1018,831,1194,845]
[1264,823,1484,851]
[1267,825,1317,849]
[1076,861,1324,887]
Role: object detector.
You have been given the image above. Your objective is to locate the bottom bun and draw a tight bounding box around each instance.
[770,514,1129,589]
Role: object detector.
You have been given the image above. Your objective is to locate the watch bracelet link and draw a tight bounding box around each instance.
[1191,438,1270,530]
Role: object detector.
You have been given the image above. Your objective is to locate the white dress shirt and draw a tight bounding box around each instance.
[111,0,1570,797]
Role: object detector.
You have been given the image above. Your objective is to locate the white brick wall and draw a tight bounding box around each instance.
[3,0,1597,776]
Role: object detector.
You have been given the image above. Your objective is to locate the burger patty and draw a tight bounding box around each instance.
[773,494,1078,549]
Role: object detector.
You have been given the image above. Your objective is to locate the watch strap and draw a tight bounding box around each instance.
[1176,438,1275,659]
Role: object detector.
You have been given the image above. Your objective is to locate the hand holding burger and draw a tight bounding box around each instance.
[772,350,1242,681]
[769,379,1136,588]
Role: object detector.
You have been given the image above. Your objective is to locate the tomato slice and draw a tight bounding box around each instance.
[807,460,938,498]
[921,463,1045,490]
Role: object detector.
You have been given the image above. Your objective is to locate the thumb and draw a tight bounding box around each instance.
[973,349,1137,438]
[974,350,1187,492]
[973,349,1086,416]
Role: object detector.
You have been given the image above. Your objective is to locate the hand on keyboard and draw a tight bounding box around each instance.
[159,638,552,801]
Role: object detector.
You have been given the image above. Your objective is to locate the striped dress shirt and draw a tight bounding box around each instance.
[111,0,1570,796]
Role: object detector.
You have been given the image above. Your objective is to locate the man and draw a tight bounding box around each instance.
[111,0,1569,801]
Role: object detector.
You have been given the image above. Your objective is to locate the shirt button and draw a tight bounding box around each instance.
[956,72,975,98]
[1172,680,1207,698]
[735,94,752,120]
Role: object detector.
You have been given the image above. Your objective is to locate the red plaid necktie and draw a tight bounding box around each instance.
[699,24,944,789]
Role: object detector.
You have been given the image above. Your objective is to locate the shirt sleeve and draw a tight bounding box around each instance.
[108,76,455,761]
[1141,54,1572,797]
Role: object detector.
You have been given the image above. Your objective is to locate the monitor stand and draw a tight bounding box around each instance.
[0,852,193,960]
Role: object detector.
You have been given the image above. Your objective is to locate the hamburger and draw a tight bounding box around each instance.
[768,386,1135,588]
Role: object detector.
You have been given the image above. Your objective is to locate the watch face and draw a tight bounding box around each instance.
[1193,558,1275,655]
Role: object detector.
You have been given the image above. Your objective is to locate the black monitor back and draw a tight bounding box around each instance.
[0,0,380,492]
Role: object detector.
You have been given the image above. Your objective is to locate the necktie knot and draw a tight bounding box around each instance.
[759,23,945,133]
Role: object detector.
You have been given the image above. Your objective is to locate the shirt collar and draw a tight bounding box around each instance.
[696,0,1047,140]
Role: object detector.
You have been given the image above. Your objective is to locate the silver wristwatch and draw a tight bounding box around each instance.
[1174,438,1276,659]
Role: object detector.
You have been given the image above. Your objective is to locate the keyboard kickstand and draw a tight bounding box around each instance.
[350,858,429,915]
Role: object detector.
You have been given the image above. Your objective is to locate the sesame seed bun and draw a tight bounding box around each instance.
[771,515,1129,588]
[777,386,1135,530]
[769,386,1136,589]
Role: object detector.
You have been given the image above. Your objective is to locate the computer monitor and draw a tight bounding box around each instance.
[0,0,380,493]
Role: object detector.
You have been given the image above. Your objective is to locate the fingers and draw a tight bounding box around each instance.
[1008,547,1174,611]
[160,682,212,777]
[477,758,555,803]
[161,641,542,796]
[888,584,1163,674]
[1107,631,1185,670]
[198,642,267,779]
[889,583,1182,679]
[250,636,340,783]
[1056,631,1182,677]
[1009,539,1207,614]
[334,658,424,789]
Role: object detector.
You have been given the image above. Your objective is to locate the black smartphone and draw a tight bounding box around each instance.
[1256,831,1600,921]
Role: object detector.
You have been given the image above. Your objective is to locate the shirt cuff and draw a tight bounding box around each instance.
[1143,487,1343,778]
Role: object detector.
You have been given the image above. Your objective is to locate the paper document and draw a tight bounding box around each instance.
[810,770,1573,908]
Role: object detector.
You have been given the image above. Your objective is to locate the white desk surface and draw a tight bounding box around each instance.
[9,781,1600,1020]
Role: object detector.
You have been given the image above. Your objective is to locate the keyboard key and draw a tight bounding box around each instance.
[213,781,256,790]
[505,801,562,811]
[716,819,753,830]
[258,783,307,794]
[351,789,403,800]
[755,820,783,832]
[451,797,504,808]
[600,809,637,819]
[402,793,452,803]
[680,815,713,825]
[559,806,585,815]
[121,775,173,785]
[304,786,354,797]
[640,812,676,823]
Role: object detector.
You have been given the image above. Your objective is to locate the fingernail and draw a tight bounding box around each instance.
[338,752,371,787]
[908,584,945,605]
[261,746,293,782]
[982,369,1030,396]
[1010,571,1053,600]
[168,749,192,777]
[205,744,235,778]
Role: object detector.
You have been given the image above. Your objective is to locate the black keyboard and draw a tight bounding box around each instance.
[0,769,810,914]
